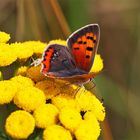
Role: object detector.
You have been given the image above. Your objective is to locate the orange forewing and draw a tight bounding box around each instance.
[72,32,98,72]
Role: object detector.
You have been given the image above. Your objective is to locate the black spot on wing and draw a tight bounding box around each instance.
[74,47,80,50]
[93,40,96,43]
[67,24,99,48]
[78,41,83,44]
[87,36,93,40]
[86,55,90,58]
[86,46,93,51]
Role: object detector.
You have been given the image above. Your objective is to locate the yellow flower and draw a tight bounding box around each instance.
[55,79,78,96]
[35,76,79,99]
[5,110,35,139]
[74,119,100,140]
[23,41,47,55]
[59,107,82,132]
[35,79,61,99]
[52,94,79,110]
[11,42,34,60]
[0,80,17,104]
[11,75,34,90]
[76,90,105,121]
[14,87,46,112]
[26,66,45,82]
[0,43,17,66]
[48,39,67,46]
[90,54,103,73]
[33,104,59,128]
[84,111,100,122]
[0,31,10,43]
[16,66,28,76]
[43,125,72,140]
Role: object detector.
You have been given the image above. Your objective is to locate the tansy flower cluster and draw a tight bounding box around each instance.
[0,32,46,67]
[0,31,105,140]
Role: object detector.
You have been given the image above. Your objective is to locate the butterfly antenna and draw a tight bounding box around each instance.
[30,57,42,66]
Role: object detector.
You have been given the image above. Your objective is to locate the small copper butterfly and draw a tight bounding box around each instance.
[40,24,100,84]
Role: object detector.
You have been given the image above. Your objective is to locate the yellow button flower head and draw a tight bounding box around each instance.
[55,79,78,96]
[5,110,35,139]
[0,43,17,66]
[84,111,100,123]
[59,107,82,132]
[11,42,34,60]
[23,41,47,55]
[76,90,105,121]
[33,104,59,128]
[14,87,46,112]
[26,66,45,82]
[90,54,103,73]
[74,118,100,140]
[0,80,17,104]
[16,66,28,76]
[36,77,78,99]
[52,94,79,110]
[0,31,10,43]
[48,39,67,46]
[36,79,61,99]
[43,125,72,140]
[11,75,34,90]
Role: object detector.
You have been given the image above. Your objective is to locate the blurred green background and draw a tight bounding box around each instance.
[0,0,140,139]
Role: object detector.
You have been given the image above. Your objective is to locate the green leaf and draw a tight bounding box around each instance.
[28,128,43,140]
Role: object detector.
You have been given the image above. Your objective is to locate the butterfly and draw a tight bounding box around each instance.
[40,24,100,84]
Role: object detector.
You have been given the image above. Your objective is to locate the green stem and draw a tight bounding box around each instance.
[0,71,3,81]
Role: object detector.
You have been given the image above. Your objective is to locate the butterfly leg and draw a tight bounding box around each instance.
[84,78,96,91]
[72,85,82,98]
[84,79,104,102]
[74,85,87,99]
